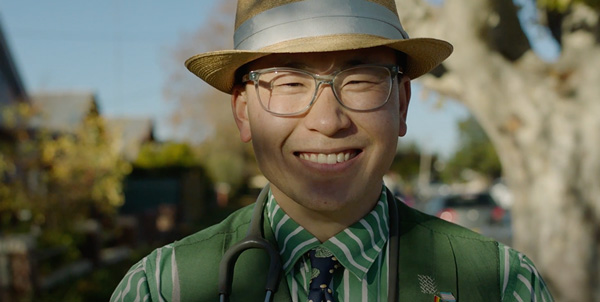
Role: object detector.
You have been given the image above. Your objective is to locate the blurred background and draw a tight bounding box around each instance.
[0,0,598,301]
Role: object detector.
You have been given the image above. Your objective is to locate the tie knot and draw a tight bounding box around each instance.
[308,247,340,302]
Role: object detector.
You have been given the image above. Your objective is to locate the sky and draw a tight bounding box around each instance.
[0,0,471,157]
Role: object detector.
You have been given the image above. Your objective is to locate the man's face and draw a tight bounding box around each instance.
[232,47,411,218]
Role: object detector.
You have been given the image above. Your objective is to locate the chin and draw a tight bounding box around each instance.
[304,199,349,212]
[290,189,358,212]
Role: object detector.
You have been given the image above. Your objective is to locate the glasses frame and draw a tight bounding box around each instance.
[242,64,402,117]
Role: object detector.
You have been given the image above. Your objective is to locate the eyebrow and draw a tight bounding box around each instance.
[282,62,310,69]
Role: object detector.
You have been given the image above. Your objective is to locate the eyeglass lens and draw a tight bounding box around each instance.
[254,66,393,116]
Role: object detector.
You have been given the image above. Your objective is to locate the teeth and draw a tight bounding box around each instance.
[299,151,356,164]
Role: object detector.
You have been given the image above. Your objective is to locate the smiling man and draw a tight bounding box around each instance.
[234,48,406,243]
[111,0,553,301]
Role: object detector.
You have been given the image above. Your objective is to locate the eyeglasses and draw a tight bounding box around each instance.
[242,64,401,116]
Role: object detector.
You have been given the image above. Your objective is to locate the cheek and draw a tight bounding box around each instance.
[248,114,299,181]
[372,102,401,139]
[363,106,402,159]
[372,114,401,166]
[248,110,273,153]
[247,106,296,156]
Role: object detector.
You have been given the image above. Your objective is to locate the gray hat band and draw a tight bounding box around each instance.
[234,0,409,51]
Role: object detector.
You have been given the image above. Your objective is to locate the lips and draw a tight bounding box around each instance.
[297,150,359,164]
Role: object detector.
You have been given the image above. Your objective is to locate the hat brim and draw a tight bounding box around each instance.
[185,34,453,94]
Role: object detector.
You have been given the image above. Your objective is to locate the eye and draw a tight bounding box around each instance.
[341,77,382,91]
[274,81,305,87]
[270,73,312,93]
[338,68,389,91]
[345,79,374,85]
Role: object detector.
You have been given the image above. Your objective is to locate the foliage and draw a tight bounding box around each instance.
[195,115,258,193]
[36,245,155,302]
[390,141,427,183]
[134,141,198,168]
[40,116,131,213]
[0,102,130,241]
[441,115,501,183]
[538,0,600,12]
[0,103,36,233]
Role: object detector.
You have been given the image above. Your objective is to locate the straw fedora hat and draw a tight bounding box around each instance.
[185,0,453,94]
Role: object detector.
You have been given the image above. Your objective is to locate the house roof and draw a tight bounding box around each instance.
[105,117,154,161]
[29,91,98,133]
[0,19,28,135]
[0,18,27,104]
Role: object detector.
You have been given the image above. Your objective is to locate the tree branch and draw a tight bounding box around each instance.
[487,0,532,61]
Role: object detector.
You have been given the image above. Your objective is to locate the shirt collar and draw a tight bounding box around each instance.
[266,185,391,279]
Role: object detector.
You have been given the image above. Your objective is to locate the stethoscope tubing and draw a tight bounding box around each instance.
[218,186,281,302]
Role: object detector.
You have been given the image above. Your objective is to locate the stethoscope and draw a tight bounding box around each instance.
[218,184,400,302]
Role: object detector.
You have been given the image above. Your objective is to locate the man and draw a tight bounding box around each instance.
[112,0,553,301]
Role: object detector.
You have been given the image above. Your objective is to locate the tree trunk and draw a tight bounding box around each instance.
[397,0,600,300]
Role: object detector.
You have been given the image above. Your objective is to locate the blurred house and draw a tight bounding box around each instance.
[102,116,220,244]
[118,165,215,245]
[0,18,32,202]
[102,118,215,245]
[105,117,154,162]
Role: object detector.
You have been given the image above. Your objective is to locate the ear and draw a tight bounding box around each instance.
[398,77,411,137]
[231,85,252,142]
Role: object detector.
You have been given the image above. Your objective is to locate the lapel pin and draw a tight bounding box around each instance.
[434,292,456,302]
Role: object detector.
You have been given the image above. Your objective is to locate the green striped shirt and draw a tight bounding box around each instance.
[110,185,554,301]
[265,188,392,302]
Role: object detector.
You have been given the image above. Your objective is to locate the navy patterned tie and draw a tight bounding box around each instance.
[308,247,340,302]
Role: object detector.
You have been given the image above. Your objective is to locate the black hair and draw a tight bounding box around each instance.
[396,51,408,76]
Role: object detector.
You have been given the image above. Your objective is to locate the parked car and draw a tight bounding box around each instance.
[424,192,508,230]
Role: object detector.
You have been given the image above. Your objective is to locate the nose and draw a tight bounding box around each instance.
[302,84,351,136]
